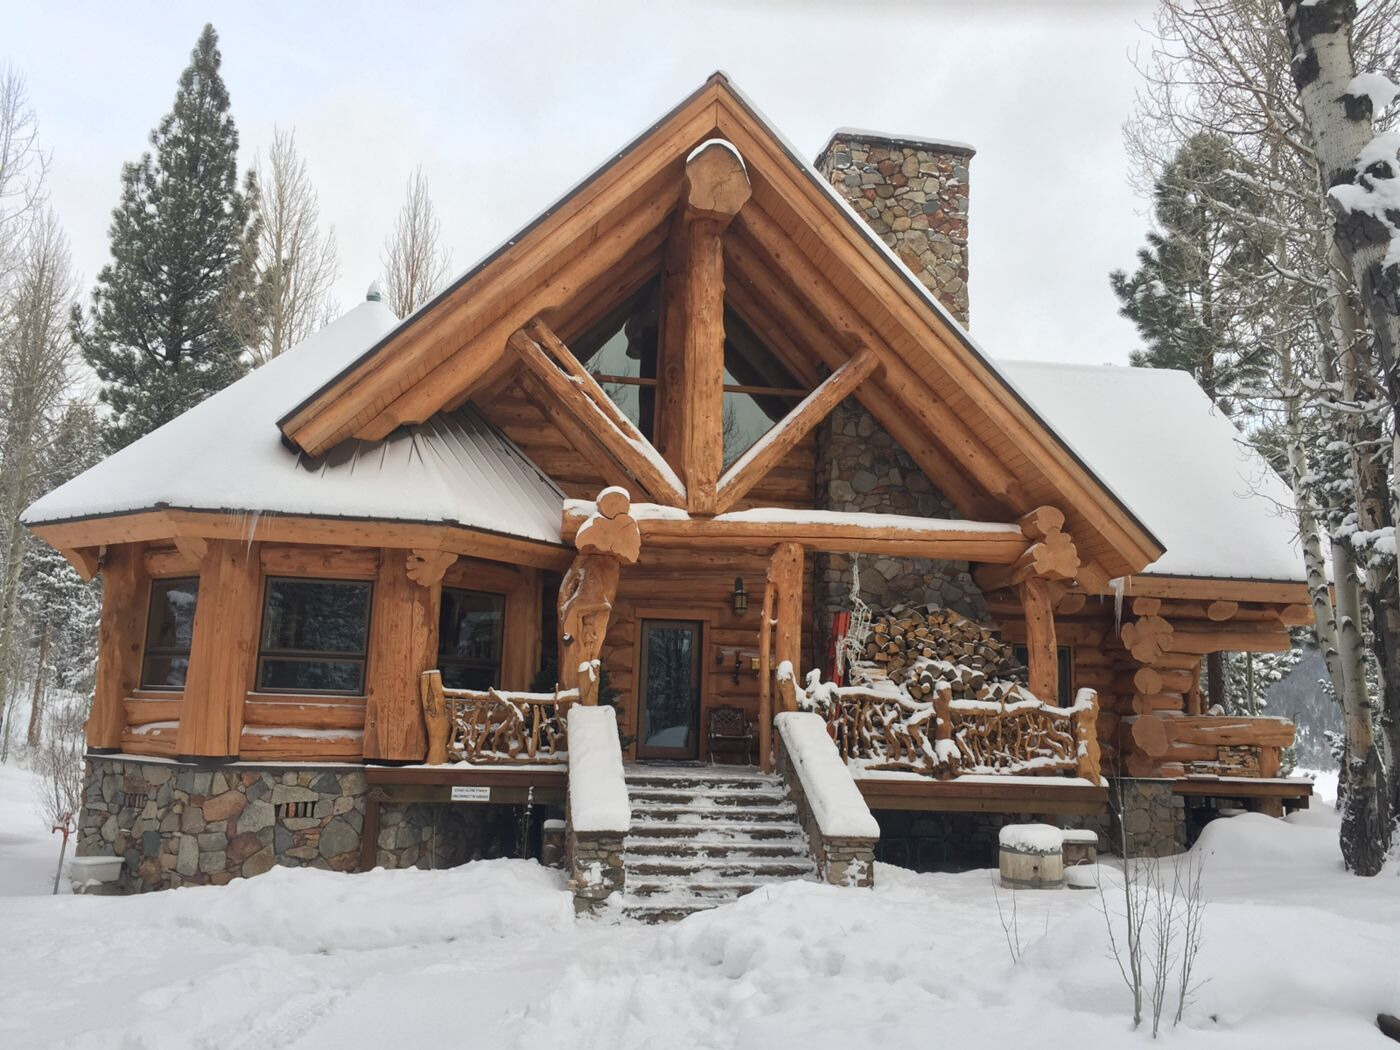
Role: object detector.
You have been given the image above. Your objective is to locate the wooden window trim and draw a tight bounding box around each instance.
[139,576,200,692]
[255,576,374,696]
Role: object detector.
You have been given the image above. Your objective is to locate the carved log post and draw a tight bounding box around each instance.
[768,541,804,680]
[1072,690,1101,782]
[558,487,641,706]
[1018,576,1058,703]
[420,670,450,765]
[758,577,775,772]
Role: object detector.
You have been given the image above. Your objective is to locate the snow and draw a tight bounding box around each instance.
[774,711,880,839]
[1,761,1395,1050]
[686,137,746,170]
[565,705,631,833]
[826,125,976,155]
[0,764,69,897]
[1000,361,1306,582]
[999,823,1065,853]
[1346,72,1400,113]
[715,507,1019,532]
[22,302,566,546]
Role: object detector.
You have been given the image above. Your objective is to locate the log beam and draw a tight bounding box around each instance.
[715,346,881,513]
[676,140,751,514]
[974,505,1079,592]
[508,323,686,506]
[61,547,100,582]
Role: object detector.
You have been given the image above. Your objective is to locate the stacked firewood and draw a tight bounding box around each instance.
[860,605,1025,701]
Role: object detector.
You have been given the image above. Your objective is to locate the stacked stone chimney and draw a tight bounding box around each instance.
[810,130,985,654]
[815,130,974,326]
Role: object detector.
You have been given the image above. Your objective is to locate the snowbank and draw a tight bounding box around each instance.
[774,711,879,839]
[566,705,631,833]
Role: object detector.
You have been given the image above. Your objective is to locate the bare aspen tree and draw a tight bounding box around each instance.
[238,128,340,364]
[0,64,48,283]
[0,211,78,753]
[381,164,451,318]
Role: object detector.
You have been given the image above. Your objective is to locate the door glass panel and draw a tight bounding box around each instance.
[642,622,699,754]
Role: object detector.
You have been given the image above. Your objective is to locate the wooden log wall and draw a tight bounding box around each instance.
[598,546,815,760]
[89,541,548,766]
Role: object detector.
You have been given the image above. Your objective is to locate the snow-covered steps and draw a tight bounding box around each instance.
[621,764,816,923]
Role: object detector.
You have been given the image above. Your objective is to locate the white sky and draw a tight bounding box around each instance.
[4,0,1160,366]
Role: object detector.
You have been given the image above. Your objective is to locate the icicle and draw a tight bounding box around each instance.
[1110,576,1127,635]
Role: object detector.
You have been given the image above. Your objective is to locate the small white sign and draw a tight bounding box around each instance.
[450,785,491,803]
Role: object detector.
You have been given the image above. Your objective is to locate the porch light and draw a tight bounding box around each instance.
[732,577,748,616]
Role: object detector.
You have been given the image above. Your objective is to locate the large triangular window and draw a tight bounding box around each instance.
[571,279,806,470]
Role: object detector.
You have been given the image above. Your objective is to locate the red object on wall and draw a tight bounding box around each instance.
[827,610,851,686]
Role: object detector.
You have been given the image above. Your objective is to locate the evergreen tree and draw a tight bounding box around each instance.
[74,24,258,452]
[1111,133,1273,413]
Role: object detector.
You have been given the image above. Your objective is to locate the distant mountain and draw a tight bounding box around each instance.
[1265,649,1340,769]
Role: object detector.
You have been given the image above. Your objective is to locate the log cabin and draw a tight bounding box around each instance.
[25,74,1313,906]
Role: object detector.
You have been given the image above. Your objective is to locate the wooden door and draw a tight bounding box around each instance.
[637,619,703,760]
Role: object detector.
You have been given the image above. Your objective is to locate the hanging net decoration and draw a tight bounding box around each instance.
[837,554,872,680]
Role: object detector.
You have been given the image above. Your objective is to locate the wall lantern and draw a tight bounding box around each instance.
[732,576,748,616]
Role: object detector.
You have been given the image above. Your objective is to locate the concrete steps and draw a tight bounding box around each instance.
[621,764,815,923]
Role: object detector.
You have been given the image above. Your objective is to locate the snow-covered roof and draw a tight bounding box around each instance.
[998,361,1304,583]
[22,301,565,545]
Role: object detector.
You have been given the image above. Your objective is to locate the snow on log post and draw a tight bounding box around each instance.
[679,139,751,514]
[90,544,149,751]
[774,710,879,887]
[559,487,641,705]
[178,540,261,759]
[565,704,631,914]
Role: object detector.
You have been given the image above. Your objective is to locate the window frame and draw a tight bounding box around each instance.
[437,586,508,691]
[139,576,201,692]
[1012,643,1076,707]
[255,576,374,696]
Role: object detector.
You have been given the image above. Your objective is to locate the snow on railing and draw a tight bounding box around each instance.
[797,670,1100,781]
[419,670,577,765]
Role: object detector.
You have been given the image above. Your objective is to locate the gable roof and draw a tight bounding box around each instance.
[23,301,564,545]
[999,361,1304,584]
[271,72,1165,581]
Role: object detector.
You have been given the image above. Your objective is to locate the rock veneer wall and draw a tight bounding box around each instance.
[811,399,990,649]
[76,756,517,893]
[808,131,986,656]
[815,130,974,326]
[774,725,877,888]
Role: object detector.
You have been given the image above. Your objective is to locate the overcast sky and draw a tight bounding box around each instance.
[5,0,1160,367]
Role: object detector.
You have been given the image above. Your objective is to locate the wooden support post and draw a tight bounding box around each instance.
[558,488,641,705]
[1073,691,1102,781]
[678,140,750,514]
[89,544,149,750]
[1018,576,1058,703]
[503,567,541,692]
[758,577,774,772]
[178,539,261,759]
[768,542,804,678]
[419,670,449,765]
[364,548,439,762]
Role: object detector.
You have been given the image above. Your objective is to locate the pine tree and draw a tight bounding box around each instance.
[74,24,257,452]
[1111,133,1273,413]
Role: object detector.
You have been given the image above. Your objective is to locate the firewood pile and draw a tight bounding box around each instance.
[858,605,1025,701]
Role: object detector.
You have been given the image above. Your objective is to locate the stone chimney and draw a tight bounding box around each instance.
[815,130,974,326]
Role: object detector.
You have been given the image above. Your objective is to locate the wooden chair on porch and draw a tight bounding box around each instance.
[707,705,756,765]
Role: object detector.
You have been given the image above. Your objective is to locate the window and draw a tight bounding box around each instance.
[256,578,372,694]
[438,588,505,690]
[1012,644,1075,706]
[141,577,200,689]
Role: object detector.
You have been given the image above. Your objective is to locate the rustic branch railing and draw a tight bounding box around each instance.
[419,670,577,765]
[823,681,1101,781]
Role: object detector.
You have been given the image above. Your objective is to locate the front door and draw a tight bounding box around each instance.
[637,619,702,760]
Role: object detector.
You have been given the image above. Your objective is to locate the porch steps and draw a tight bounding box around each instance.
[622,765,816,923]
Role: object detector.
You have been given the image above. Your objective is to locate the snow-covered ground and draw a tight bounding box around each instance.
[1,761,1395,1049]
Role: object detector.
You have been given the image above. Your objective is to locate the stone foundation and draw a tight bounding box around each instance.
[566,823,624,914]
[874,778,1188,873]
[76,755,519,893]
